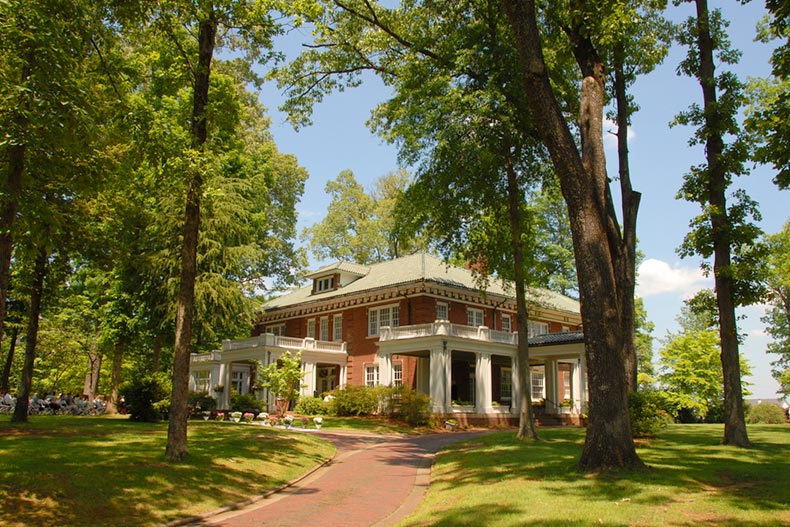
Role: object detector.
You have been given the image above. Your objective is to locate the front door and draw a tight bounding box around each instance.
[317,365,338,395]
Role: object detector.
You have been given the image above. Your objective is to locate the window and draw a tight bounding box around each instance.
[528,321,549,337]
[266,324,285,336]
[315,276,334,292]
[306,319,315,339]
[467,307,484,327]
[500,367,512,401]
[368,305,400,336]
[319,316,329,341]
[333,314,343,341]
[393,363,403,386]
[562,326,570,333]
[436,302,449,321]
[501,314,512,333]
[193,371,210,393]
[563,370,572,400]
[531,367,545,400]
[232,370,245,394]
[365,365,380,387]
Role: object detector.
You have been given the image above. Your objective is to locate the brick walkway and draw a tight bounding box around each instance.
[182,430,487,527]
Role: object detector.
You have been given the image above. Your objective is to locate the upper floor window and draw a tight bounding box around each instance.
[436,302,449,321]
[467,308,484,327]
[501,314,512,333]
[333,314,343,341]
[315,276,334,292]
[368,305,400,336]
[306,318,315,339]
[266,324,285,336]
[319,316,329,341]
[528,321,549,337]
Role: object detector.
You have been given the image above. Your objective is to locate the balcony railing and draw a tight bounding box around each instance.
[379,321,518,346]
[220,334,347,354]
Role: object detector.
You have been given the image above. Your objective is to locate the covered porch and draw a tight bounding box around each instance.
[377,321,586,423]
[189,334,348,411]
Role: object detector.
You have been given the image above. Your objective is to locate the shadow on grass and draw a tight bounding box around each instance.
[0,416,333,527]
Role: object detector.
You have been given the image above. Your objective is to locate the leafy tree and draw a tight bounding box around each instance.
[762,221,790,398]
[257,351,305,416]
[635,297,656,389]
[674,0,766,446]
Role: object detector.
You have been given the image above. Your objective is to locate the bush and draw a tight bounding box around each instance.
[629,390,672,438]
[746,402,787,424]
[328,385,380,416]
[188,392,217,416]
[120,373,171,422]
[295,395,328,416]
[230,393,262,414]
[384,385,431,425]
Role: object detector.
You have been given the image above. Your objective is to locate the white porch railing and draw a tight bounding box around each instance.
[190,350,222,363]
[379,322,518,346]
[219,334,347,354]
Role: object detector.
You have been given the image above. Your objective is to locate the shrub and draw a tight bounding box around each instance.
[328,385,380,416]
[120,373,171,423]
[188,392,217,416]
[385,385,431,425]
[629,390,672,438]
[746,402,787,424]
[230,393,262,414]
[295,395,328,416]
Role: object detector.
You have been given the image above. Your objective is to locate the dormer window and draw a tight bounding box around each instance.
[315,276,334,292]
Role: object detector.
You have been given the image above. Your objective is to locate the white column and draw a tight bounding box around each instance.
[545,359,559,414]
[475,352,492,413]
[429,344,449,413]
[577,355,588,414]
[339,362,348,388]
[218,361,233,409]
[379,353,393,386]
[302,361,316,397]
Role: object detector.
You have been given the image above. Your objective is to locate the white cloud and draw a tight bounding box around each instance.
[749,328,767,338]
[602,117,635,150]
[636,258,711,298]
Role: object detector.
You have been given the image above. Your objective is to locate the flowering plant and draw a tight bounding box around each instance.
[283,414,294,426]
[257,412,269,422]
[215,412,225,421]
[201,411,211,420]
[313,417,323,425]
[243,412,255,422]
[230,411,242,422]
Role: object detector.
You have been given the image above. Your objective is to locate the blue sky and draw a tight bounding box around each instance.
[256,3,788,399]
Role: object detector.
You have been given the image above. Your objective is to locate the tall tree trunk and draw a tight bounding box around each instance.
[613,49,641,393]
[11,248,47,423]
[503,0,642,470]
[505,149,538,441]
[82,346,102,399]
[166,13,217,462]
[104,341,124,414]
[1,326,19,393]
[693,0,750,447]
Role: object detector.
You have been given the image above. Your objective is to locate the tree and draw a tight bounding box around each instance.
[763,221,790,398]
[659,292,752,422]
[257,351,305,416]
[635,297,656,389]
[674,0,766,447]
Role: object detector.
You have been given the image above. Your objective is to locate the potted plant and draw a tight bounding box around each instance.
[283,414,294,429]
[313,416,323,430]
[230,411,242,423]
[201,411,211,421]
[257,412,269,424]
[445,418,458,431]
[243,412,255,423]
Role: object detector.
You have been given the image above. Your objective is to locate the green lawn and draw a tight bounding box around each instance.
[0,415,334,527]
[398,424,790,527]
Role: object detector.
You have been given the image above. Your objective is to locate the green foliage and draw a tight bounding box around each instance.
[257,351,305,415]
[629,390,672,438]
[746,402,787,424]
[229,393,262,414]
[120,372,171,422]
[327,385,382,416]
[381,385,431,426]
[188,392,217,414]
[295,395,328,416]
[762,222,790,398]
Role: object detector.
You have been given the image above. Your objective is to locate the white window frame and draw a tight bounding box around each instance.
[563,369,572,400]
[393,363,403,386]
[500,367,512,401]
[528,321,549,338]
[232,370,245,394]
[368,304,400,336]
[193,371,210,393]
[319,316,329,341]
[306,318,315,339]
[436,301,449,321]
[316,276,334,292]
[365,365,380,387]
[467,307,484,327]
[501,314,512,333]
[266,324,285,336]
[333,314,343,341]
[531,366,545,401]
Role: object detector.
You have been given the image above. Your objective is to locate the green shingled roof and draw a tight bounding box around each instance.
[265,252,580,315]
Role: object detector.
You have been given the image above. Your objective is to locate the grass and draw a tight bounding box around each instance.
[0,415,335,527]
[397,424,790,527]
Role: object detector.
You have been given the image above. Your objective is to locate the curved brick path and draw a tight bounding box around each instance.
[184,430,487,527]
